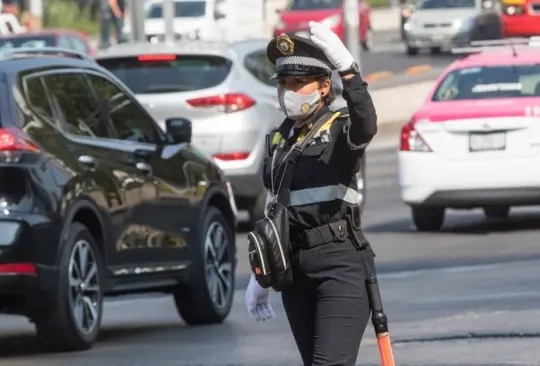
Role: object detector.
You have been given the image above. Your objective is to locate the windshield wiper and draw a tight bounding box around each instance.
[145,84,193,92]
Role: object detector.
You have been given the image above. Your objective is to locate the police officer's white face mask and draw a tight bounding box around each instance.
[278,88,321,121]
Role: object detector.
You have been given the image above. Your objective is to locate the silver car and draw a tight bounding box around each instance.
[95,40,285,223]
[403,0,502,56]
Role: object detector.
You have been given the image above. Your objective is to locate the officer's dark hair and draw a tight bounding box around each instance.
[317,76,336,105]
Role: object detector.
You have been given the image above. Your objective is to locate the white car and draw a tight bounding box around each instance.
[398,41,540,231]
[123,0,226,42]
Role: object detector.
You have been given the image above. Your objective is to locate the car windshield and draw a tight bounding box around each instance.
[288,0,343,10]
[432,64,540,101]
[147,0,206,18]
[419,0,475,9]
[97,55,232,94]
[0,35,55,51]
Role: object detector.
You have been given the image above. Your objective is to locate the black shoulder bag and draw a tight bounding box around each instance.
[247,110,341,292]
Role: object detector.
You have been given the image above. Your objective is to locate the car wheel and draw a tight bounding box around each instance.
[483,206,510,219]
[248,189,267,225]
[174,206,235,325]
[430,46,441,55]
[356,156,367,214]
[411,206,445,231]
[35,222,103,352]
[361,28,374,51]
[406,46,418,56]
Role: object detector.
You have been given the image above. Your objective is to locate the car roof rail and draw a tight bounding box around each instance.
[0,47,93,62]
[451,38,539,57]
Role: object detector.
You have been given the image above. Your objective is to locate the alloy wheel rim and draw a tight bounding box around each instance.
[68,239,100,335]
[204,221,233,309]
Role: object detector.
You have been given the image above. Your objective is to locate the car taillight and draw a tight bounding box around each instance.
[0,128,40,162]
[400,122,432,152]
[0,263,37,275]
[213,152,250,161]
[186,93,256,113]
[137,54,177,61]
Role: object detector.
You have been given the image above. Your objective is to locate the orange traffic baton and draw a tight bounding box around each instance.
[366,275,396,366]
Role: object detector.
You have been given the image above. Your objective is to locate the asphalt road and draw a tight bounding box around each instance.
[1,129,540,365]
[363,30,456,87]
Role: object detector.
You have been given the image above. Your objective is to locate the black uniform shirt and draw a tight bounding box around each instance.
[263,74,377,232]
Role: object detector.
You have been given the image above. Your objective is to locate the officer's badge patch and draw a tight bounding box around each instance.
[301,103,311,115]
[276,34,294,56]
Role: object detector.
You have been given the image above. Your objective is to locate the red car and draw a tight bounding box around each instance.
[0,29,95,57]
[500,0,540,37]
[273,0,373,51]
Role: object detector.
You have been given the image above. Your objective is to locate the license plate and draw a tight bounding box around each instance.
[295,31,310,38]
[469,132,506,152]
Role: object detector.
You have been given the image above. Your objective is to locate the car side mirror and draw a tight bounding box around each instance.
[214,10,225,20]
[165,118,192,144]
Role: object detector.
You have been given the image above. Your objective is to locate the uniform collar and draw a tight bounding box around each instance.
[278,105,330,144]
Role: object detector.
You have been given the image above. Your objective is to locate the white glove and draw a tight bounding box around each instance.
[309,21,356,73]
[245,275,275,321]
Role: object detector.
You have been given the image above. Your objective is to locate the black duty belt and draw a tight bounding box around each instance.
[291,219,352,249]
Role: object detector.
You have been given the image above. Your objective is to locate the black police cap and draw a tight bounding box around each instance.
[267,33,334,79]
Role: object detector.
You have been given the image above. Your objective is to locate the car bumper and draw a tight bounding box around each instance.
[502,15,540,37]
[398,152,540,207]
[0,216,60,297]
[405,31,468,49]
[190,109,273,200]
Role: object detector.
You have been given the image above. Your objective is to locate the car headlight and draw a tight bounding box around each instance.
[503,5,525,14]
[275,20,285,29]
[321,14,341,28]
[453,18,474,31]
[404,20,415,31]
[186,29,200,40]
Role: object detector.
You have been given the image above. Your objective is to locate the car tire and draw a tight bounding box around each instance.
[361,28,374,51]
[483,206,510,219]
[248,189,267,225]
[174,206,235,325]
[406,46,418,56]
[412,206,445,231]
[35,222,104,352]
[430,46,441,55]
[357,156,367,214]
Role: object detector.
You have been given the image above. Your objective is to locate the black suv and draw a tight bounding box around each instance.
[0,48,237,352]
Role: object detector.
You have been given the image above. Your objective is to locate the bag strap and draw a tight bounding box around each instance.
[276,110,341,205]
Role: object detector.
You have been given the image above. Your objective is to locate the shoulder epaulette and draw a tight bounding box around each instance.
[336,107,349,119]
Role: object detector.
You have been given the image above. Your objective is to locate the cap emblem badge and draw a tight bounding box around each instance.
[301,103,311,115]
[276,34,294,56]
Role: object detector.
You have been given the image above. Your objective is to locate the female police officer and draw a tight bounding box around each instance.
[245,21,378,366]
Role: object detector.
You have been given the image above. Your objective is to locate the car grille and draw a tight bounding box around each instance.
[423,22,452,28]
[146,34,184,42]
[530,3,540,13]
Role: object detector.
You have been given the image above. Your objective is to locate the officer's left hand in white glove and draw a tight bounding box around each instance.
[245,275,275,321]
[309,21,356,73]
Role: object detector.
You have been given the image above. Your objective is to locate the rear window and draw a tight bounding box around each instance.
[97,55,232,94]
[288,0,343,10]
[419,0,475,9]
[147,1,206,18]
[432,64,540,101]
[0,35,55,51]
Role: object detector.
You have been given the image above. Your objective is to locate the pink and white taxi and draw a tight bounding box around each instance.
[398,41,540,231]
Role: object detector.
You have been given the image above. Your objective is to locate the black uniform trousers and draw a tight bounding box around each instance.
[282,238,374,366]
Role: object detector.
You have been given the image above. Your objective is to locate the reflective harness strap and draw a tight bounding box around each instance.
[289,184,358,207]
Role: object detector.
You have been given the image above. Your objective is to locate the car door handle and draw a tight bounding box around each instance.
[78,155,97,169]
[135,161,152,174]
